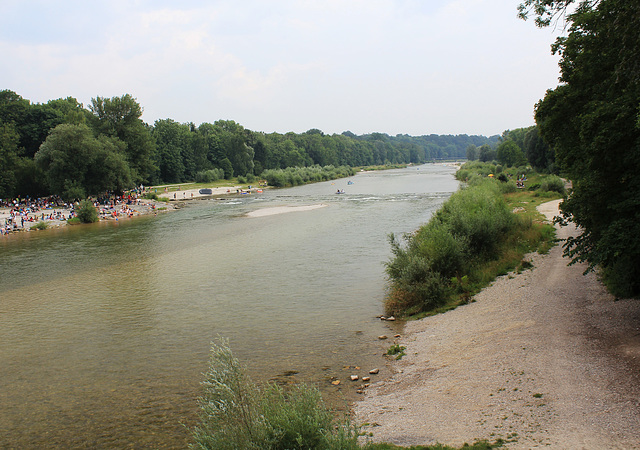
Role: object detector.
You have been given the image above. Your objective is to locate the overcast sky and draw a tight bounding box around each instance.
[1,0,562,137]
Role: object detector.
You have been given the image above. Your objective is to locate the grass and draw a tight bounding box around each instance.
[30,221,48,230]
[386,344,407,360]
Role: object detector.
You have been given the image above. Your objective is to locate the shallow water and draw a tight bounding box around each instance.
[0,164,459,448]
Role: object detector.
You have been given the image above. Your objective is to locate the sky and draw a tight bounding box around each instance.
[1,0,562,137]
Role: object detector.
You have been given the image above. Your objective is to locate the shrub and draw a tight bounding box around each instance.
[75,200,99,223]
[386,344,406,360]
[191,339,359,450]
[435,182,513,258]
[195,168,225,183]
[237,175,247,184]
[30,221,48,230]
[539,175,566,194]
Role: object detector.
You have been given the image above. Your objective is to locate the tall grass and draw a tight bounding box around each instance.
[190,339,359,450]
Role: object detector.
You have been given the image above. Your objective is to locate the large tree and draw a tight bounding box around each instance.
[522,0,640,296]
[35,124,133,200]
[89,94,156,184]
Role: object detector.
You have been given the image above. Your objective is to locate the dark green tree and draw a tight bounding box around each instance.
[496,139,527,167]
[35,124,133,200]
[88,94,156,183]
[0,121,20,198]
[466,144,478,161]
[523,0,640,296]
[478,144,496,162]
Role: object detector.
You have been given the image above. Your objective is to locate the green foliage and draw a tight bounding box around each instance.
[75,200,99,223]
[386,344,407,360]
[191,339,359,450]
[434,181,514,258]
[195,168,224,183]
[30,221,48,230]
[538,175,565,194]
[386,162,559,317]
[529,0,640,296]
[89,94,155,184]
[262,165,355,188]
[496,140,527,167]
[35,123,133,200]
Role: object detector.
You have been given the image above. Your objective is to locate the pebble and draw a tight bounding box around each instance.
[378,335,388,340]
[351,375,359,381]
[369,368,380,374]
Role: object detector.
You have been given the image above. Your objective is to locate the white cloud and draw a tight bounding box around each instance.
[0,0,561,135]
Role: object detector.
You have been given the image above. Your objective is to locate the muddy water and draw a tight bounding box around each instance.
[0,164,459,448]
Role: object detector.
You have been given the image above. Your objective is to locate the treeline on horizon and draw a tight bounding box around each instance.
[0,89,506,201]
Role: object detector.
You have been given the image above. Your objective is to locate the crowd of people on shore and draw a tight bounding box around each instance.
[1,188,158,236]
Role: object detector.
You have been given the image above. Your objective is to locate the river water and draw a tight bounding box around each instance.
[0,164,459,448]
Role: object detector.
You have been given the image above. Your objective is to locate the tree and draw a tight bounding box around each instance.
[0,121,20,198]
[88,94,156,183]
[478,144,496,162]
[524,0,640,296]
[523,126,555,172]
[35,124,133,200]
[466,144,478,161]
[496,140,527,167]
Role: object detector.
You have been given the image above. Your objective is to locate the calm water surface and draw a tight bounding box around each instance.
[0,164,459,448]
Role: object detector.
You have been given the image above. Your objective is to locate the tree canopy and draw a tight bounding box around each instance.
[523,0,640,296]
[1,88,503,201]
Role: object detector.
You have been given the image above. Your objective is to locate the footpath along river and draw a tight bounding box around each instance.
[0,164,459,448]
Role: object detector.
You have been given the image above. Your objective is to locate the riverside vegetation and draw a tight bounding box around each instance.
[190,339,502,450]
[385,162,563,318]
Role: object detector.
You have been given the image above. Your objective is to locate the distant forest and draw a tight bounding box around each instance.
[1,89,509,200]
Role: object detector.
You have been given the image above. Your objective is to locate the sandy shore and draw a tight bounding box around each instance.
[356,199,640,449]
[156,185,256,200]
[0,199,176,235]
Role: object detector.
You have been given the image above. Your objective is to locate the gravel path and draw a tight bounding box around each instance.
[356,199,640,449]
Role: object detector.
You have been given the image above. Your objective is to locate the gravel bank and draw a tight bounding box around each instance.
[356,199,640,449]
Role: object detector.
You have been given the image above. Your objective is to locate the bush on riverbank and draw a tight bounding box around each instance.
[385,163,558,317]
[76,200,99,223]
[262,165,355,188]
[191,339,505,450]
[191,339,359,450]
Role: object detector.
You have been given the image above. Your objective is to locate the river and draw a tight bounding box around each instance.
[0,164,459,448]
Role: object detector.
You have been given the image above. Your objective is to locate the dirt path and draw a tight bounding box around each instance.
[356,199,640,449]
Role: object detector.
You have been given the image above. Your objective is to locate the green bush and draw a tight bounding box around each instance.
[262,165,355,188]
[30,221,48,230]
[195,168,225,183]
[435,182,513,258]
[539,175,565,194]
[191,339,359,450]
[75,200,99,223]
[385,172,520,317]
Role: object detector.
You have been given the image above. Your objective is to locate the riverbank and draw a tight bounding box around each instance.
[0,185,257,237]
[356,199,640,448]
[0,199,181,236]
